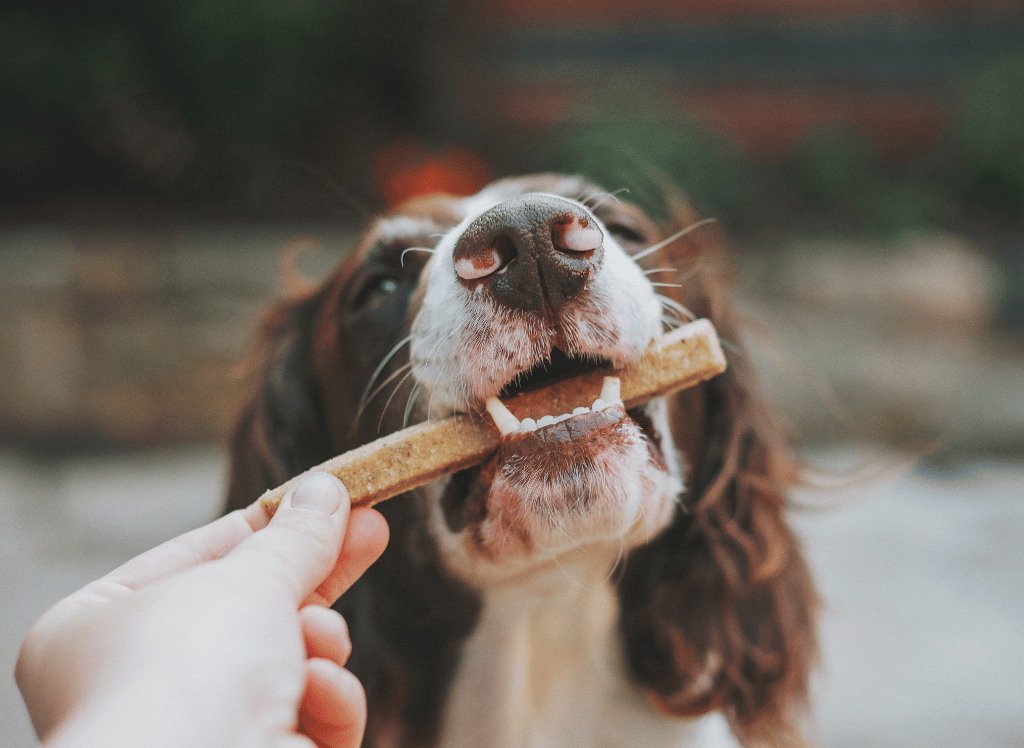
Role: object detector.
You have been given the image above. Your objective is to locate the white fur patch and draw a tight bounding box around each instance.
[437,558,741,748]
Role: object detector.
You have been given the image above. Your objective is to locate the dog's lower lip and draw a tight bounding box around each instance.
[502,404,627,454]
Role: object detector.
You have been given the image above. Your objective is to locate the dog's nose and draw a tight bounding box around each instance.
[452,194,604,317]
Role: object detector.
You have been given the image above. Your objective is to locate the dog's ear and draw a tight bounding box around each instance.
[617,199,817,745]
[225,291,334,512]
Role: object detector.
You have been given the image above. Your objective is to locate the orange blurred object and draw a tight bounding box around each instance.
[374,138,490,208]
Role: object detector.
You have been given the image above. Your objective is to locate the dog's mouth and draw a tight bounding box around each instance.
[486,374,624,441]
[440,366,666,542]
[485,343,625,450]
[497,348,609,400]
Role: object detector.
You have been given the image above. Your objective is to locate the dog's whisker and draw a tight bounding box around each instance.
[642,257,710,284]
[402,381,423,429]
[650,282,684,289]
[631,217,718,263]
[400,246,435,267]
[660,310,689,331]
[585,187,630,211]
[660,315,684,333]
[377,367,416,434]
[660,307,691,326]
[608,532,626,570]
[608,507,642,583]
[657,294,697,322]
[422,329,459,419]
[356,336,413,419]
[355,361,413,429]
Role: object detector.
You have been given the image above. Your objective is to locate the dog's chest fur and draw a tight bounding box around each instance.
[437,555,737,748]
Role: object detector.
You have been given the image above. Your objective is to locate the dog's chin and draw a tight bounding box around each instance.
[427,401,682,588]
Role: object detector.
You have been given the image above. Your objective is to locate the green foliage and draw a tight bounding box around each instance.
[0,12,144,112]
[554,115,757,220]
[149,0,359,138]
[780,50,1024,235]
[0,2,365,140]
[951,50,1024,219]
[790,128,876,206]
[789,127,948,238]
[0,1,440,200]
[854,178,948,238]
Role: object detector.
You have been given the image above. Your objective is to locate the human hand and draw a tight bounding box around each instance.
[16,472,388,748]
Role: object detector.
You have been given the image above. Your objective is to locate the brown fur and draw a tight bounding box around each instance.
[611,193,817,745]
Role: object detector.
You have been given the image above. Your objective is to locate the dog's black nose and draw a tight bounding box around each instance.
[452,194,604,318]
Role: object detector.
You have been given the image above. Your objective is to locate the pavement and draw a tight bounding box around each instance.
[2,443,1022,747]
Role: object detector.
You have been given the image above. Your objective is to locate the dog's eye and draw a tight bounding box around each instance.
[353,275,401,310]
[604,222,646,245]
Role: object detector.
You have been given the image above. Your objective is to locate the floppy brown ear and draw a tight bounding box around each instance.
[616,201,817,746]
[224,290,335,513]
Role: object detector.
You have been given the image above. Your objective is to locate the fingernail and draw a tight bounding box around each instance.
[289,472,346,514]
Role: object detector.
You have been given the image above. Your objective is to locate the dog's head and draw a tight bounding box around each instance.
[227,173,816,746]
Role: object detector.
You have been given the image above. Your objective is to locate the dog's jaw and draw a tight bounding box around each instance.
[424,397,683,587]
[406,191,682,586]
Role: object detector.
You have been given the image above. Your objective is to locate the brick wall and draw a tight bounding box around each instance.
[434,0,1024,167]
[0,228,353,450]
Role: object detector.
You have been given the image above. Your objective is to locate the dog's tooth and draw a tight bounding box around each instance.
[572,406,590,415]
[537,415,556,428]
[591,398,607,411]
[485,396,521,436]
[520,417,537,431]
[555,413,572,423]
[600,376,621,405]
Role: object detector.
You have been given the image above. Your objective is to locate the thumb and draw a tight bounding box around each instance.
[222,473,351,604]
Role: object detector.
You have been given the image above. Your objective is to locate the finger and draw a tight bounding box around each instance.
[300,606,352,666]
[240,497,272,532]
[304,507,389,608]
[277,737,318,748]
[299,659,366,748]
[220,473,351,604]
[102,510,257,591]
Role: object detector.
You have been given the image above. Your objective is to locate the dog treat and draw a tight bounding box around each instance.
[258,317,727,518]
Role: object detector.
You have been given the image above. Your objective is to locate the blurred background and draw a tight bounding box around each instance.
[2,0,1023,746]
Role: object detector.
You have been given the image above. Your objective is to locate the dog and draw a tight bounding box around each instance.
[225,174,817,748]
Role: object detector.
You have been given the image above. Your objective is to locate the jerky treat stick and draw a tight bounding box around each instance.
[258,318,727,518]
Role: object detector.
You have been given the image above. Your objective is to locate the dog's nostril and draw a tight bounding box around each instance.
[454,235,517,280]
[455,246,501,280]
[552,216,603,254]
